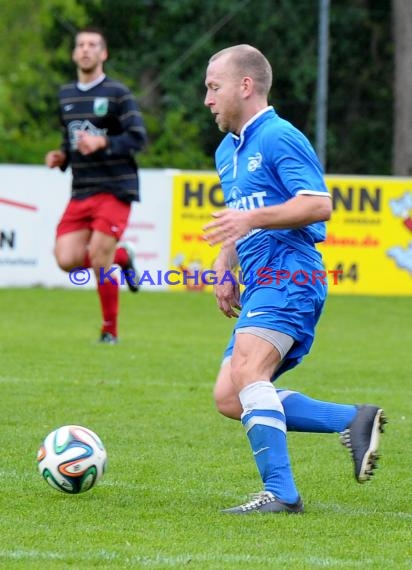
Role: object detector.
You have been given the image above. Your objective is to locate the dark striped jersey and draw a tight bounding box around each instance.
[58,75,147,203]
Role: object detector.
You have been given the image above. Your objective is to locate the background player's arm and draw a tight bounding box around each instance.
[76,131,108,155]
[105,88,147,156]
[45,150,67,169]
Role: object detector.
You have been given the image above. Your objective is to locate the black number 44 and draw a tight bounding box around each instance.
[334,263,358,282]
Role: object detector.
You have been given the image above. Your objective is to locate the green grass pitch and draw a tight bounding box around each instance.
[0,288,410,569]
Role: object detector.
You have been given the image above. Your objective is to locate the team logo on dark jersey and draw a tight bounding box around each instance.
[68,120,108,150]
[93,97,109,116]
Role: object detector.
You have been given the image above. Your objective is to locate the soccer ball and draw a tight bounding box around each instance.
[37,425,107,494]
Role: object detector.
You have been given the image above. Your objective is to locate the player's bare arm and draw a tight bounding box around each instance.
[212,245,241,318]
[45,150,67,169]
[204,194,332,247]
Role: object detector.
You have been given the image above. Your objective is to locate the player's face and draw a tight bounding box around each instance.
[204,56,244,135]
[72,32,107,74]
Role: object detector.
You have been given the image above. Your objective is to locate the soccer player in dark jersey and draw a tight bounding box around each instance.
[45,27,147,344]
[203,45,386,514]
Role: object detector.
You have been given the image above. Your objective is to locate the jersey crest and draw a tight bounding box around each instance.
[247,152,262,172]
[93,97,109,116]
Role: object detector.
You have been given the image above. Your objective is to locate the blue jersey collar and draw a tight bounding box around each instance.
[229,106,275,176]
[231,106,275,145]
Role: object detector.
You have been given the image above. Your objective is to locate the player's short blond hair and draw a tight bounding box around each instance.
[209,44,273,96]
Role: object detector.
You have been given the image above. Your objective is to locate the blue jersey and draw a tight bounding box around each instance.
[216,107,330,379]
[216,106,329,272]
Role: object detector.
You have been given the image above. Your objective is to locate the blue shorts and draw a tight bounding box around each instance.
[223,240,327,381]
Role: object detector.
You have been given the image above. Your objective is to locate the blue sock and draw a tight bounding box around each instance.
[240,382,299,504]
[277,389,357,433]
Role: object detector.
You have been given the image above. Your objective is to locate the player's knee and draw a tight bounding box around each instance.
[213,386,241,420]
[54,241,87,271]
[54,250,77,272]
[213,390,227,415]
[215,398,240,420]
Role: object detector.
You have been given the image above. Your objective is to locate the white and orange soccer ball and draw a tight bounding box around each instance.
[37,425,107,494]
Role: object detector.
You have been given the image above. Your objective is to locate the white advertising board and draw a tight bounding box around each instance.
[0,165,172,290]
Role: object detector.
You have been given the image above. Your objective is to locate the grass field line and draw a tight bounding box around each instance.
[0,548,392,567]
[1,291,410,567]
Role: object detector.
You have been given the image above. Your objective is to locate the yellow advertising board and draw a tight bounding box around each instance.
[319,176,412,295]
[170,172,224,291]
[170,172,412,295]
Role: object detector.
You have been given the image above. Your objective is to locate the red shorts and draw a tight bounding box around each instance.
[56,193,131,240]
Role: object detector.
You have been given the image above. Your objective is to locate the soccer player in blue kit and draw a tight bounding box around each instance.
[203,44,386,514]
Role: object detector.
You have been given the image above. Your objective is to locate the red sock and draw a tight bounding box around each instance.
[97,280,119,337]
[114,247,128,268]
[83,252,91,268]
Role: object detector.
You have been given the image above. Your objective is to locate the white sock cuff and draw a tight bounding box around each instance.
[239,381,283,414]
[277,389,297,403]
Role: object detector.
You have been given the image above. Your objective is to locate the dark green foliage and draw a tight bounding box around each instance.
[0,0,393,173]
[327,0,393,173]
